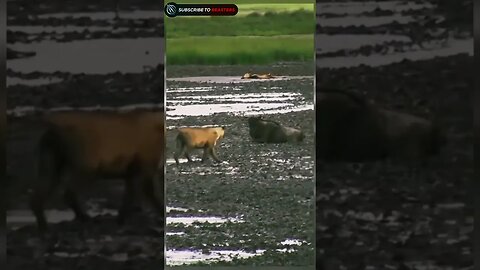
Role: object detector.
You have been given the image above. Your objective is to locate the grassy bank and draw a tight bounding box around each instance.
[166,35,313,65]
[166,10,314,38]
[166,8,314,65]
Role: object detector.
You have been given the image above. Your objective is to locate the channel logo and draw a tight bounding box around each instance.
[165,2,177,17]
[164,3,238,17]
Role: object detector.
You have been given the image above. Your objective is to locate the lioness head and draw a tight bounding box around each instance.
[215,126,225,139]
[241,72,252,79]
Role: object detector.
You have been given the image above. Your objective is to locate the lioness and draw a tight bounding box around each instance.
[316,89,444,162]
[30,110,165,232]
[173,127,225,165]
[256,73,274,79]
[248,116,304,143]
[241,72,256,79]
[241,72,275,79]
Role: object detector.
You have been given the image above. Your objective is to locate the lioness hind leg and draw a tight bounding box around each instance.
[174,145,188,165]
[209,147,222,163]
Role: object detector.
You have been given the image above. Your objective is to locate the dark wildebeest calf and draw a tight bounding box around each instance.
[248,116,304,143]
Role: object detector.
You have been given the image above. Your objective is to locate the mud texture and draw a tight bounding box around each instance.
[316,55,473,269]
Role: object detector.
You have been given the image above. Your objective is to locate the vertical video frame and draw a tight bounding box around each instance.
[315,0,473,269]
[165,1,316,267]
[6,0,165,269]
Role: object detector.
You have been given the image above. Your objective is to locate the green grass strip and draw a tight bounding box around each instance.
[165,9,315,38]
[166,35,314,65]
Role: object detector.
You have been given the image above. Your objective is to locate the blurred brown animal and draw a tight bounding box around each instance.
[30,110,165,232]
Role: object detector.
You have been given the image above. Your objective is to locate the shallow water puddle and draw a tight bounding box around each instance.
[167,216,243,225]
[167,249,264,266]
[169,92,300,100]
[8,25,129,34]
[52,252,130,262]
[316,34,410,53]
[7,76,63,87]
[317,39,473,68]
[37,10,162,20]
[166,103,312,118]
[166,81,313,118]
[8,38,164,74]
[320,14,414,27]
[7,207,238,228]
[7,209,117,228]
[167,238,306,266]
[167,92,300,108]
[168,162,239,176]
[168,86,215,93]
[167,76,312,84]
[7,103,164,117]
[7,101,313,118]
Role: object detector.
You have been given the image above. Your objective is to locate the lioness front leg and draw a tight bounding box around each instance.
[201,146,209,162]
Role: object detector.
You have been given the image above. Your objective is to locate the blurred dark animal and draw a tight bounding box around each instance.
[248,116,304,143]
[316,89,445,163]
[174,127,225,165]
[30,110,165,232]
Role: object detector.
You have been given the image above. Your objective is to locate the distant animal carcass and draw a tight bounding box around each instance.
[241,72,275,79]
[248,116,304,143]
[316,89,445,163]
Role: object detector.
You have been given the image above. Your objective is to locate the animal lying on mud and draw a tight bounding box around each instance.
[30,110,165,232]
[248,116,304,143]
[173,127,225,165]
[241,72,275,79]
[316,89,445,163]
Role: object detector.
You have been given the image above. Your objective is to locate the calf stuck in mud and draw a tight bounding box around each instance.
[30,110,165,232]
[316,89,445,163]
[248,116,304,143]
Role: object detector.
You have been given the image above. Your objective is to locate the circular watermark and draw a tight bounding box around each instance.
[165,2,177,17]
